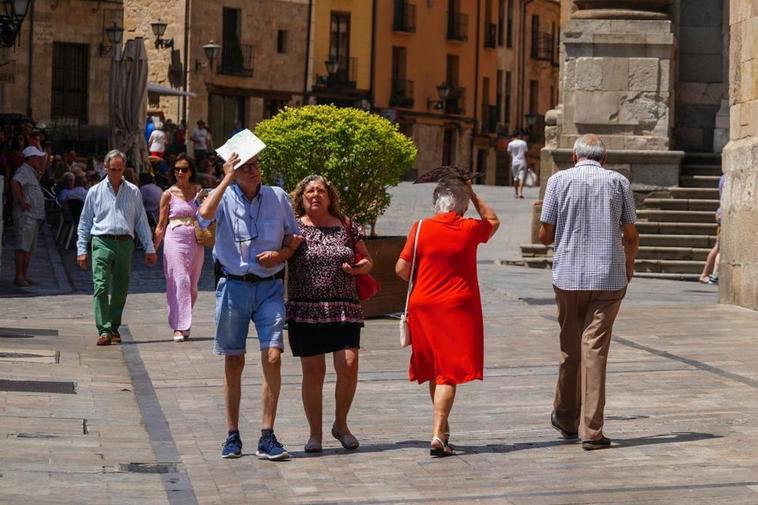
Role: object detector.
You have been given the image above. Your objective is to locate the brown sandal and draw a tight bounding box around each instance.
[110,330,121,344]
[96,334,111,346]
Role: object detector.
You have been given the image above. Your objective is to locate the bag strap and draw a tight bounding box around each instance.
[403,219,423,316]
[340,216,356,251]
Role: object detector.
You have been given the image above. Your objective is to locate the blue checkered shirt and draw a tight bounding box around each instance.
[540,160,636,291]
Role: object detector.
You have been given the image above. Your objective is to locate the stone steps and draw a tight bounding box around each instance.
[521,252,705,279]
[521,244,710,262]
[637,246,711,261]
[634,272,702,282]
[637,209,717,223]
[639,233,717,248]
[680,164,723,177]
[635,259,704,274]
[680,175,722,188]
[670,187,720,199]
[636,221,718,235]
[519,153,721,281]
[643,198,719,211]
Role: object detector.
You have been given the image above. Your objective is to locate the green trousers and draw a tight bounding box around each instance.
[91,236,134,335]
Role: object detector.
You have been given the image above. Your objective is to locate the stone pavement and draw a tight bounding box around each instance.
[4,182,758,504]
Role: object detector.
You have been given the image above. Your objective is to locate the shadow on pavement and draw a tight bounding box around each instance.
[298,431,721,458]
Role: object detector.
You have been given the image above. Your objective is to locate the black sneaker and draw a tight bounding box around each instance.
[221,430,242,458]
[550,412,579,440]
[582,436,612,450]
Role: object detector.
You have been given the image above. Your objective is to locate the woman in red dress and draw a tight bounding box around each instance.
[396,179,499,457]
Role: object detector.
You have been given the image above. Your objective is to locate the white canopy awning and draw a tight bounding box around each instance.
[147,83,196,97]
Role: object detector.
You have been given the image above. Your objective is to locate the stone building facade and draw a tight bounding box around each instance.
[124,0,309,145]
[535,0,756,311]
[0,0,123,151]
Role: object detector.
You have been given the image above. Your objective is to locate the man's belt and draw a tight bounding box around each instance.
[98,234,132,241]
[223,269,284,283]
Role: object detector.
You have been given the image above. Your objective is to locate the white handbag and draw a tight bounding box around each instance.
[400,220,422,347]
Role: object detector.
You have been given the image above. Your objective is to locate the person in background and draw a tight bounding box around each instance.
[507,130,529,199]
[153,154,205,342]
[76,149,157,346]
[11,146,47,287]
[145,116,155,144]
[174,120,187,154]
[539,134,639,451]
[148,122,168,158]
[139,172,163,229]
[57,172,88,205]
[699,174,725,285]
[190,120,210,161]
[395,178,499,457]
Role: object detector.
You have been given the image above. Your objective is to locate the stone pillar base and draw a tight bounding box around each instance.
[542,148,682,188]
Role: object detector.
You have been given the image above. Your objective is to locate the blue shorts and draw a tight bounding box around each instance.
[213,277,285,355]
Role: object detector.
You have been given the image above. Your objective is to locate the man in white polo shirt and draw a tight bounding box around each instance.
[11,146,46,287]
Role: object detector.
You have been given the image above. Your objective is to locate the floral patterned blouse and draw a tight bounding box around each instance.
[286,217,365,325]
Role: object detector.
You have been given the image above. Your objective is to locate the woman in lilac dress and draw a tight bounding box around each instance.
[153,154,205,341]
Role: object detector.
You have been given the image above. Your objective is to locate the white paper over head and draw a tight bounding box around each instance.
[215,129,266,169]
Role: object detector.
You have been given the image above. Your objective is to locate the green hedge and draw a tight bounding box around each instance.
[255,105,417,226]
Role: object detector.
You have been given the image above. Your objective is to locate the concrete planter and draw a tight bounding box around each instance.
[361,236,408,318]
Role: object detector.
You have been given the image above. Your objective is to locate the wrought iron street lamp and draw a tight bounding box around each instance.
[150,19,173,50]
[0,0,32,48]
[99,22,124,56]
[427,81,451,110]
[325,58,339,76]
[195,40,221,72]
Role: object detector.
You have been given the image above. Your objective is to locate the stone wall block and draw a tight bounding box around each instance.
[573,91,621,124]
[629,58,660,92]
[574,58,604,90]
[618,92,669,128]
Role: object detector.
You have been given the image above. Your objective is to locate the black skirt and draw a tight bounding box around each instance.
[287,321,362,357]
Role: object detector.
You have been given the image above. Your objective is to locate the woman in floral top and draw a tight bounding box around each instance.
[287,175,374,453]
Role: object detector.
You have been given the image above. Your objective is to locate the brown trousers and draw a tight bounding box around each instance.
[552,286,626,441]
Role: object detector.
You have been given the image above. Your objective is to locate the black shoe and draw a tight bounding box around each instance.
[550,412,578,440]
[582,436,612,450]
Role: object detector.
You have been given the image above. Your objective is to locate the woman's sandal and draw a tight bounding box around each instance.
[96,334,111,346]
[110,330,121,344]
[430,436,455,457]
[304,437,322,453]
[331,425,359,450]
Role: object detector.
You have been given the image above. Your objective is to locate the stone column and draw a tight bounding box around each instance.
[720,2,758,310]
[541,0,682,190]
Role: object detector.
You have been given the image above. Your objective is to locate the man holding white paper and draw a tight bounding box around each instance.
[198,141,302,460]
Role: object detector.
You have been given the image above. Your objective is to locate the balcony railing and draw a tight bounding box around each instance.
[481,105,499,134]
[218,42,254,77]
[446,12,468,41]
[316,56,358,88]
[484,22,497,48]
[393,1,416,33]
[531,32,555,63]
[390,79,414,108]
[444,86,466,114]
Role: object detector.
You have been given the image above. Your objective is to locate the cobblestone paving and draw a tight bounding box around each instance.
[5,182,758,504]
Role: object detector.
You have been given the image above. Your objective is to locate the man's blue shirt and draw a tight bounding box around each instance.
[199,183,299,277]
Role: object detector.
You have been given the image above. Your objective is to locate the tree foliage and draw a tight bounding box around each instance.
[255,105,417,226]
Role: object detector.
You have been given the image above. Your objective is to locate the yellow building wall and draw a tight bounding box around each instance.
[312,0,373,91]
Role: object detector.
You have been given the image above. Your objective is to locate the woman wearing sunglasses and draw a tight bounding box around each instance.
[153,153,206,341]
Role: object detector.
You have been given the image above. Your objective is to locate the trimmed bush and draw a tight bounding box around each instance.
[255,105,417,228]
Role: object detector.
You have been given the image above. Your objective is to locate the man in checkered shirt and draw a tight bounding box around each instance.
[538,134,640,451]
